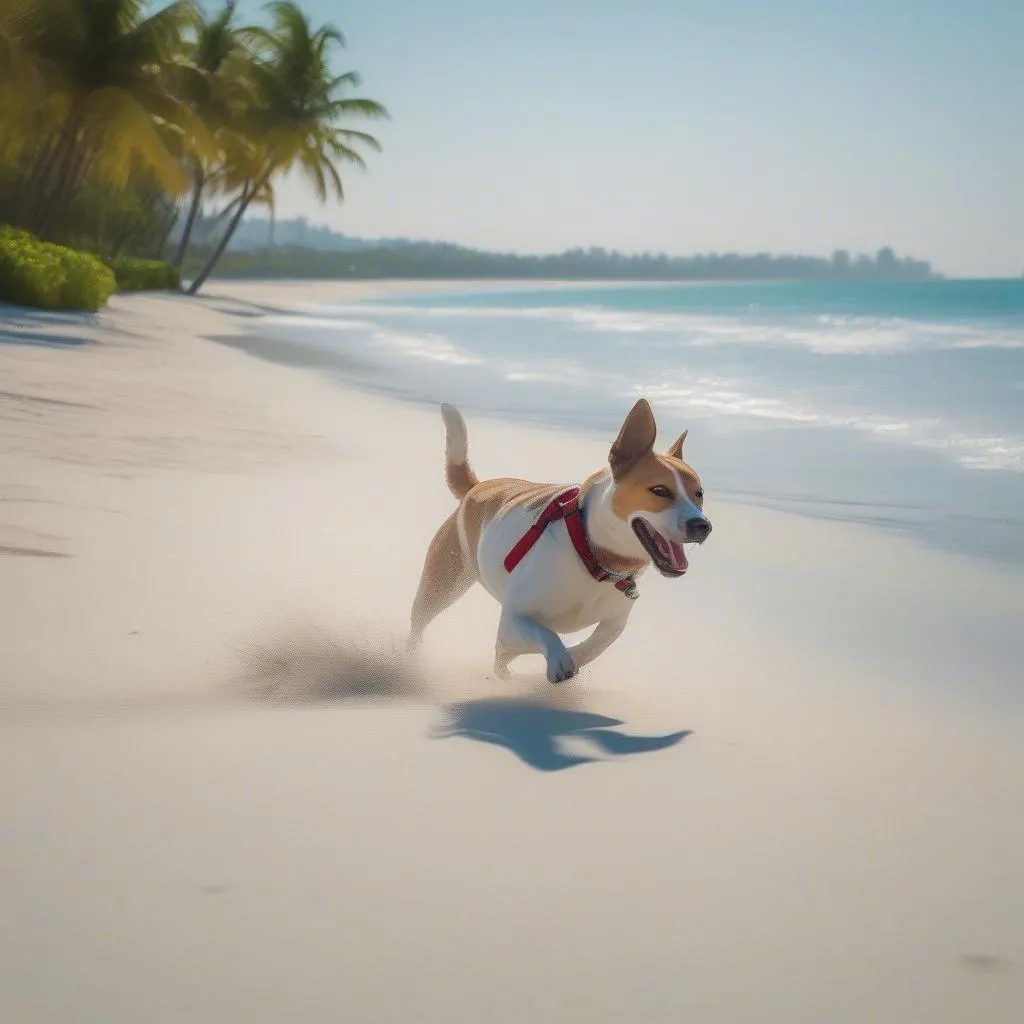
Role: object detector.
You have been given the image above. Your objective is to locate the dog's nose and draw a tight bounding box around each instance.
[686,516,712,543]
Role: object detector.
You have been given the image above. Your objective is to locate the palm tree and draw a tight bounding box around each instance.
[171,0,250,268]
[2,0,210,238]
[187,0,387,295]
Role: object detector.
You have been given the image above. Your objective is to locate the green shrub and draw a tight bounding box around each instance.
[106,257,181,293]
[0,226,67,309]
[56,247,118,311]
[0,226,116,311]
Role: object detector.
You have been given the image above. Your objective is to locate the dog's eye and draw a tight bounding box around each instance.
[696,489,704,502]
[649,485,673,499]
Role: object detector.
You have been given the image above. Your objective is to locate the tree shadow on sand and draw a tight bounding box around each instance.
[430,697,691,772]
[0,329,90,348]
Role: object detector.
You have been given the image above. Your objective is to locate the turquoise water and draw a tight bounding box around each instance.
[252,279,1024,567]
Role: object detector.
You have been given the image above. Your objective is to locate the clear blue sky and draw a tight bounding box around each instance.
[234,0,1024,277]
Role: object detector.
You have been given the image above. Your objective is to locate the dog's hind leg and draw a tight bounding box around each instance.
[408,510,475,652]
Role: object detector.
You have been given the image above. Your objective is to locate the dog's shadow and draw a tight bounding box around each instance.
[431,697,691,772]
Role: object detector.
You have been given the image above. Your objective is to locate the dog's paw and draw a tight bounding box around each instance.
[546,651,578,685]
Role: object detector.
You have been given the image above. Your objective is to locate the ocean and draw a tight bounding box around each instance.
[245,279,1024,568]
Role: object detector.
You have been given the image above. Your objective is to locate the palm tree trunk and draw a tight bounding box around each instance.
[172,162,206,270]
[111,227,131,259]
[36,144,94,241]
[23,105,93,233]
[10,130,61,223]
[22,127,76,232]
[95,198,107,256]
[157,206,180,259]
[186,179,259,296]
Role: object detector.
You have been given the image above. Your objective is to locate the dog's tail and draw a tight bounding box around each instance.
[440,402,478,500]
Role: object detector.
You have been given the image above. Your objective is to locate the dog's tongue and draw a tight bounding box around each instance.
[655,531,689,572]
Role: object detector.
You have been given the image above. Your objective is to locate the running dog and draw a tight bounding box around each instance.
[408,398,712,683]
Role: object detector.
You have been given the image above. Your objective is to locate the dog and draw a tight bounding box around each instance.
[408,398,712,683]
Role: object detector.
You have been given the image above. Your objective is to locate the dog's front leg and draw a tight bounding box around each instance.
[495,610,576,684]
[567,618,628,671]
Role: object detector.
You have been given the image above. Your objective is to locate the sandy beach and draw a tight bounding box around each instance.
[2,282,1023,1024]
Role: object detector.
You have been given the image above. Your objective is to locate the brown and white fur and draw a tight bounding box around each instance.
[408,398,712,683]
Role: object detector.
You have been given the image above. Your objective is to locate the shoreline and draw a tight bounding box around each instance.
[219,333,1024,576]
[2,286,1023,1023]
[203,279,1024,573]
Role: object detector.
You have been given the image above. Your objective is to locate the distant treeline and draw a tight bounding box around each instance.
[183,242,937,282]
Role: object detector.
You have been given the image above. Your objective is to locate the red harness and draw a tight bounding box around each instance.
[503,487,639,600]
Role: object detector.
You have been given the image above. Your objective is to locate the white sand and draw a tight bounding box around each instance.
[1,284,1022,1023]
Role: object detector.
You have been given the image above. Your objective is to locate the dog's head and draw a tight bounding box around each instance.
[606,399,711,577]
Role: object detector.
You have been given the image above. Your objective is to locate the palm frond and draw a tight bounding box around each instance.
[325,96,390,122]
[324,127,382,154]
[83,85,190,193]
[116,1,195,70]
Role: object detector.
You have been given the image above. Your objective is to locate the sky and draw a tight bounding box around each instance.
[233,0,1024,277]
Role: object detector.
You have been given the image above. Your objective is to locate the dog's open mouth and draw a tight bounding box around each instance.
[632,519,688,577]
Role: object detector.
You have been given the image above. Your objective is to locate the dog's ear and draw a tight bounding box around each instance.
[609,399,657,479]
[665,429,688,460]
